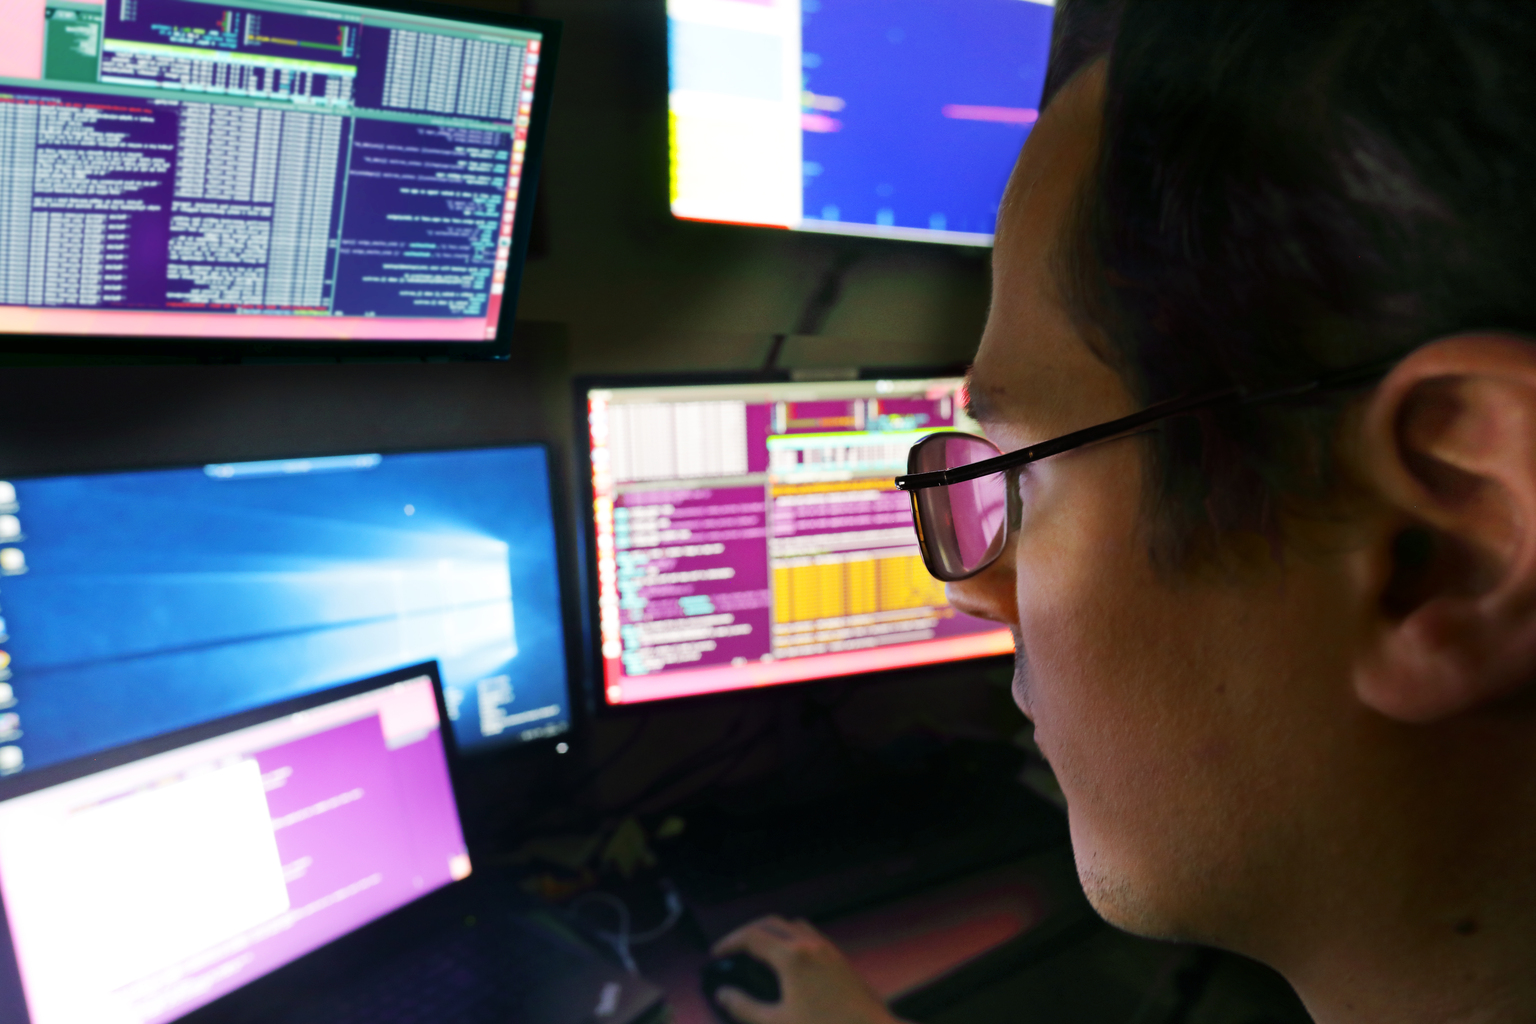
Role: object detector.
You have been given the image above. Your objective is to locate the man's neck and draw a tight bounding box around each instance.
[1295,924,1536,1024]
[1280,738,1536,1024]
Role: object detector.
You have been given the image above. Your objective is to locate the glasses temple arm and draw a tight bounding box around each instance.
[896,385,1240,490]
[897,356,1400,492]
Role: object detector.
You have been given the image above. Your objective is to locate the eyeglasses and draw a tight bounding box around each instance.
[894,360,1395,582]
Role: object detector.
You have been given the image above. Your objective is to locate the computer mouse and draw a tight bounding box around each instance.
[701,952,782,1024]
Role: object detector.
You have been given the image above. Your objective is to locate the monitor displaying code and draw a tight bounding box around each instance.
[0,0,544,343]
[668,0,1054,245]
[585,377,1014,706]
[0,668,469,1024]
[0,444,571,780]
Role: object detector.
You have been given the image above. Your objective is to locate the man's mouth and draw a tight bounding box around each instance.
[1008,628,1032,718]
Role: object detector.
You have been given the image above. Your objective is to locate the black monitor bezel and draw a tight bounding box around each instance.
[0,438,585,762]
[570,365,1010,716]
[0,0,560,362]
[0,660,449,800]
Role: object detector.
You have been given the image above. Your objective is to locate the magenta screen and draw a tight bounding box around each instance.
[0,669,469,1024]
[0,0,545,346]
[586,376,1015,706]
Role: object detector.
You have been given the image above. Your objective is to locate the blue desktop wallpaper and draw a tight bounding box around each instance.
[0,446,570,774]
[800,0,1054,237]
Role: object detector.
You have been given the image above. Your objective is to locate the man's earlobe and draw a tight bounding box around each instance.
[1356,334,1536,723]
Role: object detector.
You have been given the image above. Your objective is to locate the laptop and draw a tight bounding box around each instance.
[0,663,665,1024]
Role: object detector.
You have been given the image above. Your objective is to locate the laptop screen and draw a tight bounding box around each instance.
[0,663,467,1024]
[0,442,571,779]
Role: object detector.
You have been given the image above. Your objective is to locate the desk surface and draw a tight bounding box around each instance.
[635,847,1090,1024]
[629,846,1312,1024]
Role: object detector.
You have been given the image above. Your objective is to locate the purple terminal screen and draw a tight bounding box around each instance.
[0,671,468,1024]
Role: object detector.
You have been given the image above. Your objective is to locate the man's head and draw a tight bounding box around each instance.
[953,0,1536,1010]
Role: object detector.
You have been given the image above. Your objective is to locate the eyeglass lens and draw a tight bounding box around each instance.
[908,433,1009,581]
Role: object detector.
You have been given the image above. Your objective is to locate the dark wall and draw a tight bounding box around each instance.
[512,0,993,377]
[0,360,554,476]
[0,0,998,487]
[0,0,1013,846]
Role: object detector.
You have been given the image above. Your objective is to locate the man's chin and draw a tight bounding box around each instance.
[1070,808,1203,942]
[1074,846,1215,946]
[1077,859,1187,941]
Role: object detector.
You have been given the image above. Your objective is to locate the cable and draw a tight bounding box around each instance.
[630,880,685,944]
[793,249,860,336]
[571,881,686,975]
[571,891,636,973]
[762,248,861,371]
[762,333,790,373]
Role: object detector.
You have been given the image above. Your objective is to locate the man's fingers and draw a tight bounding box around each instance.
[783,918,823,941]
[716,925,805,974]
[714,985,781,1024]
[711,915,796,958]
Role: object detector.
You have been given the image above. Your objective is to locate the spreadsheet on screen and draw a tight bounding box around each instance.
[0,0,543,343]
[586,377,1015,706]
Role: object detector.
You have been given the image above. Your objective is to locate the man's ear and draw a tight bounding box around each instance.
[1356,333,1536,723]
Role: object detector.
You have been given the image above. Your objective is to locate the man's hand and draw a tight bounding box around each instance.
[709,915,903,1024]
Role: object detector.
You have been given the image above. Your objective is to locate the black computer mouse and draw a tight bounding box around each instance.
[701,952,782,1024]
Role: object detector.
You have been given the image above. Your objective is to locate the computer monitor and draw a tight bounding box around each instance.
[0,663,468,1024]
[0,442,572,780]
[0,0,557,356]
[580,372,1015,706]
[668,0,1054,245]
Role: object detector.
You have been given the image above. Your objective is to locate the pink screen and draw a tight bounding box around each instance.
[0,0,541,344]
[588,381,1014,705]
[0,675,469,1024]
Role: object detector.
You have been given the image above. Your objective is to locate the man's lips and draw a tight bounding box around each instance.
[1009,628,1032,717]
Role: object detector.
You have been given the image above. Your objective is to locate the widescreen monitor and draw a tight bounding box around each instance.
[0,664,469,1024]
[0,442,572,781]
[668,0,1054,245]
[0,0,557,356]
[581,373,1015,706]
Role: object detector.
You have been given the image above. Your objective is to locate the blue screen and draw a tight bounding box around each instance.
[0,445,570,776]
[801,0,1054,240]
[668,0,1053,245]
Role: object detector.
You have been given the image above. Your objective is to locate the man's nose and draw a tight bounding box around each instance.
[945,541,1019,627]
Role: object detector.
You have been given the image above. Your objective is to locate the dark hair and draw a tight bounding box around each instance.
[1042,0,1125,109]
[1056,0,1536,565]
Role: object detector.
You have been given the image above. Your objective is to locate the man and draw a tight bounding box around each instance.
[713,2,1536,1022]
